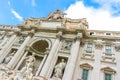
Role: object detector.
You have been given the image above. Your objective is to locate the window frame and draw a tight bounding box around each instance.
[105,45,112,55]
[104,73,112,80]
[86,43,93,53]
[82,69,89,80]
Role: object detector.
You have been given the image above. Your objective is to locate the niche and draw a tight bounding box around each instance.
[2,48,17,64]
[51,57,68,79]
[18,52,44,75]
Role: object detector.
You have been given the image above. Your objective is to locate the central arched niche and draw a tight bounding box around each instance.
[31,40,49,54]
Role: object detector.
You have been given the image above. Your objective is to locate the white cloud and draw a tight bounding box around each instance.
[11,9,23,21]
[31,0,36,7]
[93,0,120,14]
[93,0,120,4]
[65,1,120,31]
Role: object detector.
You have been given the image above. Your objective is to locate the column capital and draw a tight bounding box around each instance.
[75,32,83,41]
[28,29,35,37]
[56,31,63,40]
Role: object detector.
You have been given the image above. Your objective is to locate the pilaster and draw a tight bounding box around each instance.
[40,31,62,78]
[62,33,82,80]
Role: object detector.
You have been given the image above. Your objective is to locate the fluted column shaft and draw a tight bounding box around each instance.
[7,31,34,69]
[62,33,82,80]
[40,31,62,78]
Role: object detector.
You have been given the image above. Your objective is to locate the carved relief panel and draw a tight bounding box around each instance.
[61,40,72,50]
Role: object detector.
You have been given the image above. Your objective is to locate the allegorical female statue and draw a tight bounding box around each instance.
[19,53,36,80]
[53,59,66,79]
[13,54,36,80]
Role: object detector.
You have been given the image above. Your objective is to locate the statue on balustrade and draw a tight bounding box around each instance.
[3,50,16,64]
[53,59,66,79]
[17,53,36,80]
[48,9,66,20]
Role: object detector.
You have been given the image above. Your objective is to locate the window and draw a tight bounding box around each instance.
[86,43,93,53]
[105,73,112,80]
[105,45,111,55]
[106,33,111,35]
[82,69,89,80]
[90,32,94,35]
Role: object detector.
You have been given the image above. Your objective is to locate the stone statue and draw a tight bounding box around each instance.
[19,53,36,80]
[48,9,66,20]
[24,53,36,68]
[53,59,66,79]
[3,50,16,64]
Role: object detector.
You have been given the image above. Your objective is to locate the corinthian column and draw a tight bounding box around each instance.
[40,31,62,78]
[7,30,34,69]
[0,32,18,63]
[62,33,82,80]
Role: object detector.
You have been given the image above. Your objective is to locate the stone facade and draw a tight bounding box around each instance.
[0,9,119,80]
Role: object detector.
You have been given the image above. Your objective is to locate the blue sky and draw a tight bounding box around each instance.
[0,0,120,31]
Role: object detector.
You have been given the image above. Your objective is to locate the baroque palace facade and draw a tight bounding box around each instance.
[0,9,120,80]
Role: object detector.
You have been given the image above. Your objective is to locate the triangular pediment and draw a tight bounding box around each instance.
[101,67,116,74]
[80,63,93,70]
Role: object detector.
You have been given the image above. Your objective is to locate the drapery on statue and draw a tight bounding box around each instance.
[21,54,36,79]
[14,54,36,80]
[53,59,66,79]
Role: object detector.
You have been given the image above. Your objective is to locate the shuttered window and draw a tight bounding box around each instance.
[105,73,112,80]
[82,69,89,80]
[105,45,111,55]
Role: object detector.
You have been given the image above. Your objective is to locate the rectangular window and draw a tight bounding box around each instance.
[86,43,93,53]
[90,32,94,35]
[105,45,111,55]
[106,33,111,35]
[105,73,112,80]
[82,69,89,80]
